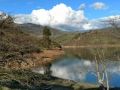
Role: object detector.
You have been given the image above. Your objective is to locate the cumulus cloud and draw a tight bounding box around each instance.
[79,3,85,10]
[14,3,120,31]
[14,3,89,31]
[90,2,109,10]
[14,14,33,24]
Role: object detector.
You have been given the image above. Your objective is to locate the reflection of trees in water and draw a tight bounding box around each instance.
[63,48,93,60]
[43,62,52,76]
[63,47,120,61]
[62,47,120,90]
[85,47,120,90]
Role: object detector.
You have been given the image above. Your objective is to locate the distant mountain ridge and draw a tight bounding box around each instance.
[14,23,79,45]
[14,23,72,36]
[15,23,120,46]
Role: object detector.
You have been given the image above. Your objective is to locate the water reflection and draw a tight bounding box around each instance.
[51,59,92,81]
[33,47,120,87]
[33,62,52,75]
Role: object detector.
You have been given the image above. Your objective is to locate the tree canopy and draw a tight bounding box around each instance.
[42,26,52,48]
[43,26,51,37]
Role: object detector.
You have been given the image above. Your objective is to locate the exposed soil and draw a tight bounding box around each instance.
[1,50,119,90]
[63,45,120,48]
[4,50,65,70]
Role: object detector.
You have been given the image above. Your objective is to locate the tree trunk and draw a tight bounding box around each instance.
[99,84,105,90]
[105,71,109,90]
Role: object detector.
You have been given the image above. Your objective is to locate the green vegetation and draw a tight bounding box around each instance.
[64,30,120,46]
[15,23,70,36]
[0,27,43,63]
[15,23,79,45]
[73,33,81,39]
[0,12,120,90]
[52,32,78,45]
[14,22,120,46]
[0,12,63,89]
[0,13,62,66]
[0,68,99,90]
[42,26,52,48]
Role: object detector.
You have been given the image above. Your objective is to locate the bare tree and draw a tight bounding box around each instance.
[88,47,109,90]
[83,15,120,90]
[102,15,120,39]
[80,30,120,90]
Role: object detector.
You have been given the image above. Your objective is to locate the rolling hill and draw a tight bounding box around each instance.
[15,23,120,46]
[64,29,120,46]
[14,23,72,36]
[14,23,79,45]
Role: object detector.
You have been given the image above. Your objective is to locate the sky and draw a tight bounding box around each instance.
[0,0,120,31]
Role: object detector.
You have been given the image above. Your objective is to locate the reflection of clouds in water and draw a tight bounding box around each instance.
[33,59,120,87]
[51,59,120,82]
[107,61,120,74]
[32,67,44,74]
[83,60,92,67]
[32,59,120,87]
[33,60,120,77]
[51,59,92,81]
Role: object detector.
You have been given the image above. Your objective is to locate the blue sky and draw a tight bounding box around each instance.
[0,0,120,31]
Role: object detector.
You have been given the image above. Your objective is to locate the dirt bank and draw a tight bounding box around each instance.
[4,50,65,70]
[63,45,120,48]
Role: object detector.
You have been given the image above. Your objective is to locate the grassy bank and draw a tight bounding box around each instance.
[1,69,119,90]
[0,69,99,90]
[0,47,98,90]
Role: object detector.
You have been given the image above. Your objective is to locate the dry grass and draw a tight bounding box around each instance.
[4,50,65,70]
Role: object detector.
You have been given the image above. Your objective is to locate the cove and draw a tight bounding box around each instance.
[33,47,120,87]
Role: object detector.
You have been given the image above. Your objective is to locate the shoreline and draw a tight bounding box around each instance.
[0,71,99,90]
[62,45,120,48]
[0,49,99,90]
[1,49,119,90]
[4,50,65,70]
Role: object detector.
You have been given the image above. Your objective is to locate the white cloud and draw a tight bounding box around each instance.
[14,14,33,24]
[90,2,108,10]
[82,23,95,30]
[0,11,2,14]
[79,3,85,10]
[14,3,120,31]
[15,3,88,31]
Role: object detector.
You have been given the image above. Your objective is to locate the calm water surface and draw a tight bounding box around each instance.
[33,47,120,87]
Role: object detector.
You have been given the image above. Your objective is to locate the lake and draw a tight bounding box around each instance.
[33,47,120,87]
